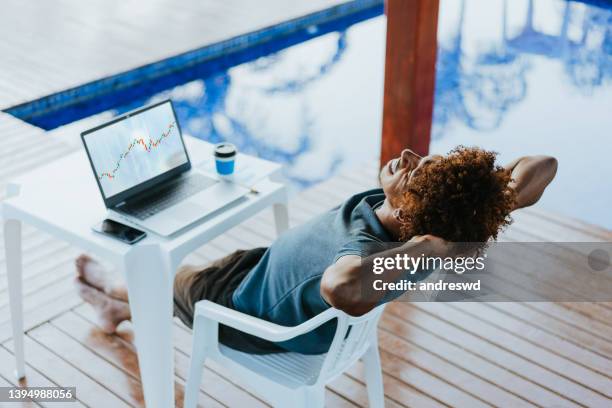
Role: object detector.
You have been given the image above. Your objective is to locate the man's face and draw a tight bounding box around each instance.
[379,149,443,208]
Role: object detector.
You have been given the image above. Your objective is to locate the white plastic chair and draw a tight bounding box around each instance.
[184,300,386,408]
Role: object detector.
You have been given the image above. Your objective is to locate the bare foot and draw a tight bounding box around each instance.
[75,254,128,302]
[74,277,131,334]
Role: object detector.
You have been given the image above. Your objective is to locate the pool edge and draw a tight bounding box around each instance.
[4,0,384,123]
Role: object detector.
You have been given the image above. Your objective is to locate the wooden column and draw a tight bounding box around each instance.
[380,0,440,164]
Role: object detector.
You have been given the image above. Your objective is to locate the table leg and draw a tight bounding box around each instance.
[122,244,174,408]
[273,201,289,236]
[3,218,25,379]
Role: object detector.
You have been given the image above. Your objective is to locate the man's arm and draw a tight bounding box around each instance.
[505,156,558,210]
[320,235,449,316]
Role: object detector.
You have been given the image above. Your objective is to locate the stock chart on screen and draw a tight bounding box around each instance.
[84,102,188,198]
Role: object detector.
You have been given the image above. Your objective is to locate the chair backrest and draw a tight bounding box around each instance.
[316,304,386,383]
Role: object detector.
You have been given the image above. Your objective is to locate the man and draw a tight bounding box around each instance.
[74,146,557,354]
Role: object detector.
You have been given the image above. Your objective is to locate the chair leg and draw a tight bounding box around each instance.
[362,343,384,408]
[299,387,325,408]
[184,318,208,408]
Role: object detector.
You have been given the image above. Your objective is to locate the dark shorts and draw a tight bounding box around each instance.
[173,247,284,354]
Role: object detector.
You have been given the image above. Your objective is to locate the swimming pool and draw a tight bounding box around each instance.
[432,0,612,230]
[6,0,612,229]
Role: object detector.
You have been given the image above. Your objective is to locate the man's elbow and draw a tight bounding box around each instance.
[320,265,373,316]
[541,156,558,180]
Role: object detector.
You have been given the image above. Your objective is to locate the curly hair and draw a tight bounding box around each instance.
[397,146,516,243]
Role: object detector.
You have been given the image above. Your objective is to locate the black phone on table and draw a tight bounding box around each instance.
[92,219,147,244]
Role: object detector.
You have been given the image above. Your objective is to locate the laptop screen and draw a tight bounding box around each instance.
[82,101,188,200]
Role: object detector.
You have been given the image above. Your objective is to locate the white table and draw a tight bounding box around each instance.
[1,136,289,407]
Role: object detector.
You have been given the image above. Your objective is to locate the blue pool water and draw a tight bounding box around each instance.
[9,0,612,229]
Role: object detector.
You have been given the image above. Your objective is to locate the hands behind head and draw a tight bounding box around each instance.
[407,234,487,259]
[405,234,453,257]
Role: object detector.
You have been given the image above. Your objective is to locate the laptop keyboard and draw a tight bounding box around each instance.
[118,173,218,220]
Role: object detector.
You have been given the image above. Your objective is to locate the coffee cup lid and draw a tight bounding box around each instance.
[214,143,236,158]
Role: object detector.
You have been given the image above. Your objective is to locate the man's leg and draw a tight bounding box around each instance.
[172,264,206,329]
[76,255,129,301]
[74,254,229,332]
[74,249,263,334]
[74,255,131,333]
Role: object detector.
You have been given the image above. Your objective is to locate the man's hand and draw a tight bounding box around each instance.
[505,156,558,210]
[407,234,451,257]
[320,234,449,316]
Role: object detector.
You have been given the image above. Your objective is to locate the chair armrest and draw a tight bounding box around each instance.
[195,300,340,342]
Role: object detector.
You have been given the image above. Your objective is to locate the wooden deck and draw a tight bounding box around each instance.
[1,0,611,403]
[1,114,611,407]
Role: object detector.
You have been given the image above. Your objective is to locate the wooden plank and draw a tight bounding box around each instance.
[486,302,612,358]
[328,373,415,408]
[376,330,532,407]
[413,303,612,396]
[73,304,259,407]
[0,254,76,308]
[0,231,57,267]
[0,346,68,401]
[56,312,220,408]
[0,237,71,281]
[0,145,75,181]
[223,228,273,248]
[0,372,41,408]
[451,302,612,376]
[191,243,230,264]
[512,210,611,242]
[389,303,610,407]
[3,336,130,407]
[452,250,612,338]
[380,0,439,162]
[556,302,612,328]
[524,208,612,241]
[491,237,612,302]
[27,323,144,407]
[378,313,577,407]
[344,359,448,408]
[0,289,82,343]
[0,368,42,408]
[367,351,490,407]
[323,390,360,408]
[52,310,226,408]
[0,273,78,327]
[0,223,38,241]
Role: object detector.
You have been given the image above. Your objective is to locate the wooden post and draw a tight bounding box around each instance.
[380,0,440,164]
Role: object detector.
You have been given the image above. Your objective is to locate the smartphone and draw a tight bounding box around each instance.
[92,219,147,244]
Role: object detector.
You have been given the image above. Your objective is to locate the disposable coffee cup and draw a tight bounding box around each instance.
[214,143,237,176]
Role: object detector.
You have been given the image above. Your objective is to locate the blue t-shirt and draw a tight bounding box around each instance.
[231,189,392,354]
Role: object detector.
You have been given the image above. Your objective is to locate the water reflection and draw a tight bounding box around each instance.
[111,0,611,191]
[508,0,612,91]
[433,0,530,138]
[117,32,349,189]
[260,32,348,95]
[434,0,611,137]
[431,0,612,229]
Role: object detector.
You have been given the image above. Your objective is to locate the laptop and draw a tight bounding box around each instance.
[81,99,248,236]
